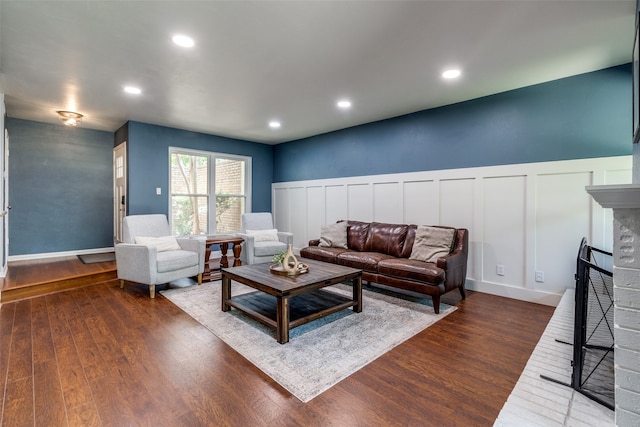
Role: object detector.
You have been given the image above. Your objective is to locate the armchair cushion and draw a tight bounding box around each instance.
[135,235,182,252]
[254,241,288,257]
[156,250,199,273]
[245,228,279,242]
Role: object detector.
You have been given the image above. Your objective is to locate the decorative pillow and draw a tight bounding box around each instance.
[245,229,279,242]
[319,221,348,248]
[409,226,456,263]
[135,236,182,252]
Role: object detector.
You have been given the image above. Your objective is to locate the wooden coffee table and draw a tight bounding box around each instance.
[221,258,362,344]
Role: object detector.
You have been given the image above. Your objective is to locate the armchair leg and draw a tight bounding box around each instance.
[149,284,156,299]
[120,279,125,289]
[197,273,202,285]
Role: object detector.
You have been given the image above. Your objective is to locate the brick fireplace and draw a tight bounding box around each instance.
[587,184,640,426]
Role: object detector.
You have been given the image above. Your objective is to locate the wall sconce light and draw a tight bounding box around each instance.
[56,110,83,126]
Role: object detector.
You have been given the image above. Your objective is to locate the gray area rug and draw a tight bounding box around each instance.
[161,281,455,402]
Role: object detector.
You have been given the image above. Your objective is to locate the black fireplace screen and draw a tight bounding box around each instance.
[542,238,615,410]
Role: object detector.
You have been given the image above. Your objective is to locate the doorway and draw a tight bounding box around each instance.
[113,142,127,243]
[0,128,8,277]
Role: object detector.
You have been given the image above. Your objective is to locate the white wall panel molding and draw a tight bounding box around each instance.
[403,180,437,225]
[273,155,632,306]
[347,183,372,222]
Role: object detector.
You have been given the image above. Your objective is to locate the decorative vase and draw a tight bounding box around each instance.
[281,244,298,275]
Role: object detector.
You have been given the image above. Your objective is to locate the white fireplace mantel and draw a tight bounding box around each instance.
[586,183,640,427]
[586,183,640,209]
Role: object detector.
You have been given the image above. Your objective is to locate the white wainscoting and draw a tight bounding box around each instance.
[272,156,632,306]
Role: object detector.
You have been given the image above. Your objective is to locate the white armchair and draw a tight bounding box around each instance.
[115,214,205,298]
[237,212,293,264]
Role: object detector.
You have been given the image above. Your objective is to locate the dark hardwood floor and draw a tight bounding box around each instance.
[0,258,554,426]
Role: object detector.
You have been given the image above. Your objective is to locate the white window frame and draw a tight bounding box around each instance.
[168,147,252,235]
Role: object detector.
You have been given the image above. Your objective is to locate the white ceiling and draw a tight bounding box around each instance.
[0,1,636,144]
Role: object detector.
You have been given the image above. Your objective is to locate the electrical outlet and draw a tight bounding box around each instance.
[156,187,161,195]
[535,271,545,283]
[496,265,505,276]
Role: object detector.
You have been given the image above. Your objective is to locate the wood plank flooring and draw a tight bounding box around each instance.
[0,258,554,426]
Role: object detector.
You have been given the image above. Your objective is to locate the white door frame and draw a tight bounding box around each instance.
[0,129,8,278]
[113,142,127,243]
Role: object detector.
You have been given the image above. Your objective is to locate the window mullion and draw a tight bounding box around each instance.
[209,154,216,234]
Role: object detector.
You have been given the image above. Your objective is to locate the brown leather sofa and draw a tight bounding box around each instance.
[300,221,468,313]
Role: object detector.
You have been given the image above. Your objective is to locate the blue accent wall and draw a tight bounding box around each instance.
[7,118,114,255]
[273,65,633,182]
[127,121,273,216]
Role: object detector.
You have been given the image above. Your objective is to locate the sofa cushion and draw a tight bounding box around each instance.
[347,221,370,252]
[363,222,409,257]
[377,258,446,284]
[400,225,417,258]
[135,235,182,252]
[300,246,348,263]
[319,221,348,248]
[156,250,199,273]
[409,226,455,263]
[337,251,395,273]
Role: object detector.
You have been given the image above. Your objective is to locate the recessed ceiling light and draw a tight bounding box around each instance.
[337,100,352,109]
[124,86,142,95]
[442,69,462,79]
[172,34,195,48]
[269,121,281,129]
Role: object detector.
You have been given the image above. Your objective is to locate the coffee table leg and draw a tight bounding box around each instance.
[353,276,363,313]
[221,274,231,312]
[276,296,290,344]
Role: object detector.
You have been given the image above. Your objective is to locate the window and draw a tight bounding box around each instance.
[169,148,250,235]
[115,155,124,179]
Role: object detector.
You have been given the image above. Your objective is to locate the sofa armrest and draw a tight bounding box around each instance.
[436,250,465,272]
[436,228,469,291]
[115,243,158,284]
[308,239,320,246]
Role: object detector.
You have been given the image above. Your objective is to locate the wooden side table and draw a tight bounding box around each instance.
[203,235,244,281]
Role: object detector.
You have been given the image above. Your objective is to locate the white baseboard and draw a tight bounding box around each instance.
[464,279,563,307]
[8,247,115,262]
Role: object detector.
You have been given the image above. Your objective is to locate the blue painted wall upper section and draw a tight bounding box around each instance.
[273,65,633,182]
[4,65,632,255]
[126,121,273,216]
[7,118,114,255]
